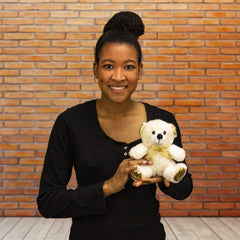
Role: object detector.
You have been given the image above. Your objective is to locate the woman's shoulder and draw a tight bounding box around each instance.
[57,99,96,123]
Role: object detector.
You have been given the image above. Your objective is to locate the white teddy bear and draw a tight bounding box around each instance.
[129,119,187,184]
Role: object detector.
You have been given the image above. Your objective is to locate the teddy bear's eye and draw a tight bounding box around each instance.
[163,131,166,135]
[152,131,155,135]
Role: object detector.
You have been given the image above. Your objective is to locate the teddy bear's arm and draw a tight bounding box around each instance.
[169,144,186,162]
[129,143,149,159]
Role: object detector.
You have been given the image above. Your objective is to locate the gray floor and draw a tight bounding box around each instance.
[0,217,239,239]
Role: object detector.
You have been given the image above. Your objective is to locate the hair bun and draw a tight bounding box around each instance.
[103,11,144,39]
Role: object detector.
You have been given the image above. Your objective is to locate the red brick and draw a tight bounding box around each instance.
[189,4,219,10]
[4,77,35,84]
[206,40,235,47]
[20,173,41,180]
[20,203,38,209]
[35,48,65,55]
[0,11,18,17]
[191,136,220,143]
[4,210,35,217]
[206,11,235,18]
[36,77,65,84]
[160,210,189,217]
[5,151,35,158]
[220,196,240,202]
[194,180,221,188]
[207,173,237,180]
[4,136,34,143]
[174,202,203,210]
[35,4,65,10]
[4,47,35,54]
[0,203,18,209]
[0,173,19,180]
[205,202,235,210]
[4,181,34,188]
[21,41,50,47]
[189,211,219,217]
[0,159,19,165]
[36,19,65,25]
[36,33,65,40]
[208,188,238,195]
[4,33,34,40]
[220,211,240,217]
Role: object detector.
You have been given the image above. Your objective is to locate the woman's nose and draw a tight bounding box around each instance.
[112,68,125,81]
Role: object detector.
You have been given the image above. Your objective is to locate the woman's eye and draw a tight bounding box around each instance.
[125,65,135,70]
[104,64,113,69]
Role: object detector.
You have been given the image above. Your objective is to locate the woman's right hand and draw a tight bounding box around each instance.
[102,158,152,198]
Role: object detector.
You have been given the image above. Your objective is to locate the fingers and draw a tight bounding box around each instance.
[132,177,171,188]
[142,176,163,183]
[123,158,152,174]
[164,178,170,188]
[128,159,152,167]
[132,176,163,187]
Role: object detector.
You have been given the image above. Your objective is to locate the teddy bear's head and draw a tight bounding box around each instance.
[140,119,177,148]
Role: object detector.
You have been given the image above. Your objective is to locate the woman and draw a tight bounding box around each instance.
[37,11,193,240]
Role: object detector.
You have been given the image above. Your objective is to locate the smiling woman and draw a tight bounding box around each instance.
[37,11,193,240]
[94,42,142,104]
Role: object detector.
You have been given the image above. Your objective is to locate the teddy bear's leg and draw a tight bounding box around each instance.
[163,163,187,183]
[131,165,154,181]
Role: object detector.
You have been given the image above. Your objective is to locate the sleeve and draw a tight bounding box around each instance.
[158,112,193,200]
[37,113,108,218]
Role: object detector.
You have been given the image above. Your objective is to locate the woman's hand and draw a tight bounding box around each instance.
[132,177,170,188]
[103,158,152,197]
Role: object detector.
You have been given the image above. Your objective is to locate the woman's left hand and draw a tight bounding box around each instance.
[132,176,170,188]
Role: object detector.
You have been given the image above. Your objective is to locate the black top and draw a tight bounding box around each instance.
[37,100,193,240]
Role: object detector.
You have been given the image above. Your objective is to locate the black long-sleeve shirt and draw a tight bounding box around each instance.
[37,100,193,240]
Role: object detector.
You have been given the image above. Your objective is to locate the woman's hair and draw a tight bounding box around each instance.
[95,11,145,64]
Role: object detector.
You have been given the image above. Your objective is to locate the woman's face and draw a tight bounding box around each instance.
[94,42,143,104]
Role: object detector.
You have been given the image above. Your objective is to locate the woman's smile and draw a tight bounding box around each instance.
[109,84,128,92]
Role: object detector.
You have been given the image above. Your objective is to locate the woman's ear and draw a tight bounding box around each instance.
[138,63,143,80]
[93,62,98,80]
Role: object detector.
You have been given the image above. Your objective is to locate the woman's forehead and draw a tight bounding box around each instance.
[98,42,138,62]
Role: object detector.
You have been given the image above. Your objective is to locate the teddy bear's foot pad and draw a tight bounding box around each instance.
[174,167,186,182]
[130,169,142,181]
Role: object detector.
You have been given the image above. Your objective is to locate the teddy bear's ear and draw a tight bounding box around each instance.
[170,124,177,138]
[139,122,146,135]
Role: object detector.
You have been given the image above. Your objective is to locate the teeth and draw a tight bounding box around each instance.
[111,86,125,90]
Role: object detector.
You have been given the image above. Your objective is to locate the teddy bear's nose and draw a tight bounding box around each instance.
[157,134,163,140]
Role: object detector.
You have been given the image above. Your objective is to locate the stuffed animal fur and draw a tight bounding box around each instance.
[129,119,187,183]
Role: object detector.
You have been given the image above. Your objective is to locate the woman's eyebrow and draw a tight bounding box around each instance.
[101,59,137,64]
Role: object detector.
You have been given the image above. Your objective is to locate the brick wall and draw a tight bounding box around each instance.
[1,1,240,217]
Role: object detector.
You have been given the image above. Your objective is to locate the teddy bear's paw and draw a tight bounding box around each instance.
[130,169,142,181]
[174,167,186,182]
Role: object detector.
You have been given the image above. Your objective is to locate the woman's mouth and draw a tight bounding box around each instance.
[109,85,127,92]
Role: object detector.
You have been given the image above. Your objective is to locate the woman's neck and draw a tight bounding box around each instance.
[96,98,136,119]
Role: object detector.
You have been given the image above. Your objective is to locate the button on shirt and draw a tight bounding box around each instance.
[123,146,128,157]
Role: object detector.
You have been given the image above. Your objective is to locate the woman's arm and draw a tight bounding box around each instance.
[158,172,193,200]
[37,114,107,218]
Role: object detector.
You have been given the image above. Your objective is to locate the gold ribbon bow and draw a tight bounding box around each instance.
[146,145,171,161]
